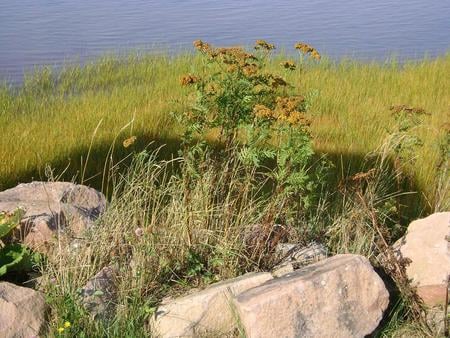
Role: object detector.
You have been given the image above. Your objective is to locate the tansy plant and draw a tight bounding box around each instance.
[175,40,325,264]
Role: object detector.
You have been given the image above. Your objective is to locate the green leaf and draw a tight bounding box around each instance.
[93,290,104,297]
[0,244,26,277]
[0,208,25,238]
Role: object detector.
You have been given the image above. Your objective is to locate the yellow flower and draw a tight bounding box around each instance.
[57,327,65,333]
[64,321,71,328]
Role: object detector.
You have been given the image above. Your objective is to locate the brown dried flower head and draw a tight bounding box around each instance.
[193,40,211,53]
[254,40,276,51]
[243,63,259,76]
[280,60,296,70]
[273,96,309,125]
[180,74,200,86]
[295,42,321,60]
[253,104,273,119]
[269,75,287,88]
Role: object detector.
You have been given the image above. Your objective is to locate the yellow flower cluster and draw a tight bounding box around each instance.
[253,96,310,126]
[280,60,296,70]
[254,39,276,51]
[268,75,287,88]
[295,42,321,60]
[57,321,71,334]
[180,74,200,86]
[253,104,273,119]
[193,39,211,53]
[192,40,261,77]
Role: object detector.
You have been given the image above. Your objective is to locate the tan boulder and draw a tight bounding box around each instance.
[234,254,389,338]
[149,272,273,337]
[393,212,450,306]
[0,181,106,251]
[0,282,48,338]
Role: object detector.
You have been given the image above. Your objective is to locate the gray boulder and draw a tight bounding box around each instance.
[0,181,106,251]
[149,272,273,337]
[0,282,48,338]
[234,254,389,338]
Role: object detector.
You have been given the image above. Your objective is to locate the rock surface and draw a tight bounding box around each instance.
[0,282,48,338]
[234,254,389,338]
[393,212,450,306]
[0,181,106,251]
[149,272,273,337]
[80,266,118,320]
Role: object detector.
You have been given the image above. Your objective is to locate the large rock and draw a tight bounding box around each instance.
[0,282,48,337]
[149,272,273,337]
[234,254,389,338]
[393,212,450,306]
[0,182,106,250]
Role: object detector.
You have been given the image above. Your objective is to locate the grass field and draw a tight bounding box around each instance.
[1,51,449,206]
[1,49,449,336]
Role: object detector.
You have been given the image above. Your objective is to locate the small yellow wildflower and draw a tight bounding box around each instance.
[57,327,65,333]
[64,321,71,328]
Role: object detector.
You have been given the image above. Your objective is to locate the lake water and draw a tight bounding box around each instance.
[1,0,449,85]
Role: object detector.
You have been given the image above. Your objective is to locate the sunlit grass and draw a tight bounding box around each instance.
[1,52,448,205]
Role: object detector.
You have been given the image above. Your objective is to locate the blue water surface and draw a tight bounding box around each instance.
[1,0,449,84]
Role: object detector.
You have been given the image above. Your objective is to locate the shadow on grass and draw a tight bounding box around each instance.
[0,132,428,225]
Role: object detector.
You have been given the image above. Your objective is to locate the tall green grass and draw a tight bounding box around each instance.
[1,52,449,207]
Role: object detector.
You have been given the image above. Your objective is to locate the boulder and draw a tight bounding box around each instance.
[149,272,273,337]
[0,182,106,251]
[234,254,389,338]
[0,282,48,337]
[393,212,450,306]
[80,266,118,321]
